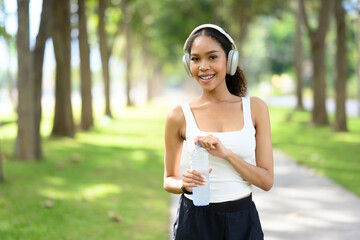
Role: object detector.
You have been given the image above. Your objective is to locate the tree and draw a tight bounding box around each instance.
[14,0,52,160]
[356,0,360,116]
[226,0,289,62]
[300,0,331,125]
[51,0,74,137]
[230,0,251,58]
[0,142,4,181]
[333,0,348,131]
[122,0,134,106]
[78,0,94,130]
[98,0,112,117]
[14,0,35,159]
[142,0,217,99]
[33,0,53,157]
[295,0,304,110]
[97,0,123,116]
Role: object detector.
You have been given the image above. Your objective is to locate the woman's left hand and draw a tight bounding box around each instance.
[194,135,231,159]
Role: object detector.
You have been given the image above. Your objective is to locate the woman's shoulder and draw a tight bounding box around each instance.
[166,104,186,126]
[249,96,268,109]
[165,105,187,140]
[249,96,270,123]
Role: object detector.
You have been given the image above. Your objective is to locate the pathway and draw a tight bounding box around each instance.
[169,150,360,240]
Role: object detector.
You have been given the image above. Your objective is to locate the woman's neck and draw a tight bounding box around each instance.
[200,89,238,103]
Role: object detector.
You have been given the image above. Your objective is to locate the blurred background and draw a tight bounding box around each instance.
[0,0,360,239]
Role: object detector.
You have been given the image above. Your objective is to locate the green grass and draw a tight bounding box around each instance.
[270,107,360,196]
[1,104,359,239]
[0,105,170,240]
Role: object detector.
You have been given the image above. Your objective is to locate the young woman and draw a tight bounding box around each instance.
[163,24,273,240]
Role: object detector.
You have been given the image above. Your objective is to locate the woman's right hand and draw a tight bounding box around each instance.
[181,168,212,192]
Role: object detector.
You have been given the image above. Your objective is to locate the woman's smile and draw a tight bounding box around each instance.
[190,35,227,88]
[199,74,215,83]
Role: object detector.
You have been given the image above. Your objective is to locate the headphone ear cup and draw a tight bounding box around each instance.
[183,53,192,77]
[227,50,239,76]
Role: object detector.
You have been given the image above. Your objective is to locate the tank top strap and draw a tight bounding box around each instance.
[242,97,254,128]
[180,103,198,138]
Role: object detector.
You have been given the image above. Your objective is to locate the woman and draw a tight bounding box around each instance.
[163,24,273,240]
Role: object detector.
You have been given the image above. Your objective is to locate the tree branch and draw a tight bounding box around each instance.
[299,0,312,35]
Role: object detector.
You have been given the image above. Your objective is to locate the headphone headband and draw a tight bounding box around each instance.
[182,23,239,76]
[183,24,237,52]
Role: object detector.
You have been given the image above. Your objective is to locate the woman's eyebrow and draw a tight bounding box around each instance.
[191,50,220,56]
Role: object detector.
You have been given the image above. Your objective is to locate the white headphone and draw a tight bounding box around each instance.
[183,24,239,77]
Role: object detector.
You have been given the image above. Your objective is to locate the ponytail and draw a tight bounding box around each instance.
[225,66,247,97]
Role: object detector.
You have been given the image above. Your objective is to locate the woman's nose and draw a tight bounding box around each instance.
[199,60,210,71]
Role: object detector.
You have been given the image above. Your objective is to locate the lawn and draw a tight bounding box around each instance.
[0,105,170,240]
[270,107,360,196]
[1,104,359,239]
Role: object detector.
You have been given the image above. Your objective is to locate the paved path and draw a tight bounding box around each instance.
[169,150,360,240]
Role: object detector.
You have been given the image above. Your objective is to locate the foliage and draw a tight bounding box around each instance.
[0,105,170,239]
[270,107,360,196]
[266,12,296,75]
[0,0,15,54]
[2,0,359,87]
[145,0,216,64]
[139,0,291,71]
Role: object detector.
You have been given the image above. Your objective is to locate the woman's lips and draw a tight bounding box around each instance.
[199,74,215,83]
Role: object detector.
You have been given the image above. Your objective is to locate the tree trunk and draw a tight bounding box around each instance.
[51,0,74,137]
[78,0,94,130]
[142,46,153,102]
[146,65,154,102]
[311,38,329,125]
[124,16,133,106]
[33,0,52,158]
[151,65,164,99]
[295,0,304,110]
[98,0,112,117]
[14,0,35,159]
[232,0,250,63]
[356,2,360,116]
[0,142,4,181]
[146,61,157,102]
[300,0,330,125]
[333,0,348,131]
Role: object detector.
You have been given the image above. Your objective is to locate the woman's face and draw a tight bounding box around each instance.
[189,35,227,90]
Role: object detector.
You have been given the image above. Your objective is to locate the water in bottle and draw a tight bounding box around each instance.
[192,142,210,206]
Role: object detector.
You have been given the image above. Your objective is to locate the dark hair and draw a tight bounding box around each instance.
[185,27,247,97]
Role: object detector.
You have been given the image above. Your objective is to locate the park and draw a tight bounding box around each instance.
[0,0,360,239]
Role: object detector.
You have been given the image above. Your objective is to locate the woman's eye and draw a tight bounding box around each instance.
[191,57,199,62]
[209,55,217,60]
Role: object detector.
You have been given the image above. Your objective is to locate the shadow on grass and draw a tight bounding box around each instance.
[0,120,15,127]
[0,138,168,239]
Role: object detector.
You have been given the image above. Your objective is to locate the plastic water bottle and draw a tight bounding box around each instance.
[192,142,210,206]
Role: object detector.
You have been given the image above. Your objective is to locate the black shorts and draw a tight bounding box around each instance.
[173,194,264,240]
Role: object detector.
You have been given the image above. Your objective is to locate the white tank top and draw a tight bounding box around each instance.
[180,97,256,203]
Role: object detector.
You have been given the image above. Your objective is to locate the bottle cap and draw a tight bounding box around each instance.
[197,142,201,148]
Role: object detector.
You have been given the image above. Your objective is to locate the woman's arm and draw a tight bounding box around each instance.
[163,106,185,194]
[195,97,273,191]
[250,96,274,190]
[163,106,207,194]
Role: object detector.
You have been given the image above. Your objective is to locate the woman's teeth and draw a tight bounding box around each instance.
[200,75,215,80]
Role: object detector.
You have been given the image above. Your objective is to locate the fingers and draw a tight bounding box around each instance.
[194,135,218,151]
[182,169,207,188]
